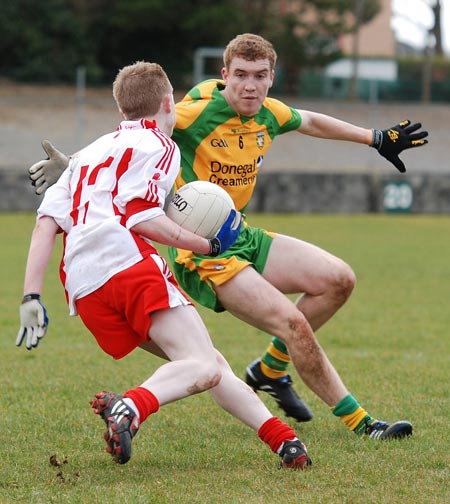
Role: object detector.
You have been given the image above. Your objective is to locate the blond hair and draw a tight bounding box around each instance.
[112,61,171,120]
[223,33,277,71]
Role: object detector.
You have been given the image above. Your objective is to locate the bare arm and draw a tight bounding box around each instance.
[297,109,373,145]
[132,210,241,257]
[17,215,57,350]
[131,214,212,255]
[22,216,59,295]
[296,111,428,173]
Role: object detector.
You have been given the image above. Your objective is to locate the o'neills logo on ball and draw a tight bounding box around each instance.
[171,192,188,211]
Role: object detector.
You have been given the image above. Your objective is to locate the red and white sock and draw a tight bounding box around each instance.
[123,387,160,423]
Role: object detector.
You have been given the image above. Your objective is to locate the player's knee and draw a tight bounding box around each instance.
[188,360,222,394]
[331,262,356,304]
[290,312,312,337]
[200,360,222,390]
[281,310,312,346]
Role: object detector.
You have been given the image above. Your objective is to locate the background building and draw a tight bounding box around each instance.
[339,0,396,57]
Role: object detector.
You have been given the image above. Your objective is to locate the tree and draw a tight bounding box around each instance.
[233,0,381,95]
[420,0,444,102]
[0,0,382,88]
[86,0,244,87]
[0,0,99,82]
[430,0,443,56]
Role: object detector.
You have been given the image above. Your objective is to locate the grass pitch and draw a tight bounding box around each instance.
[1,212,449,504]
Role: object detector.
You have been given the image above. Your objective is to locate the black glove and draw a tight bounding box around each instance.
[371,120,428,173]
[208,209,242,257]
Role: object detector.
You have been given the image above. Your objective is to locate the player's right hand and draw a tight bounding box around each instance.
[16,294,49,350]
[29,140,69,195]
[208,209,242,257]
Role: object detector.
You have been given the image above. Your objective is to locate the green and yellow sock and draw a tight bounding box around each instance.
[332,394,376,436]
[260,337,291,380]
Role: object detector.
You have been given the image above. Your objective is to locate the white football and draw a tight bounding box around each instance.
[167,181,235,239]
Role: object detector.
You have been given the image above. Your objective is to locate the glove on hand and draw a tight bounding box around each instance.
[371,120,428,173]
[16,294,49,350]
[29,140,69,195]
[208,209,242,257]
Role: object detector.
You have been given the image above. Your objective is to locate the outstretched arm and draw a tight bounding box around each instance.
[297,110,373,144]
[297,110,428,173]
[16,216,58,350]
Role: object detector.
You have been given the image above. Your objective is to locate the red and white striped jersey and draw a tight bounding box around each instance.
[37,119,180,315]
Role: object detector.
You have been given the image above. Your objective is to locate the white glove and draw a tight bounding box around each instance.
[29,140,69,195]
[16,294,49,350]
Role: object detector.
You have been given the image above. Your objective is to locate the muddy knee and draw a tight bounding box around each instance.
[187,361,222,394]
[331,263,356,305]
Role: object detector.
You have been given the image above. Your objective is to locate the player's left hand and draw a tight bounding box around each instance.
[371,120,428,173]
[208,209,242,257]
[16,294,49,350]
[29,140,69,195]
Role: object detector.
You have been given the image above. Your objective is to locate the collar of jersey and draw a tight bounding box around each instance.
[117,119,157,131]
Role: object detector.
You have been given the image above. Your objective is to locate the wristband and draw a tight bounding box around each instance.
[371,129,383,150]
[208,238,221,257]
[21,293,41,304]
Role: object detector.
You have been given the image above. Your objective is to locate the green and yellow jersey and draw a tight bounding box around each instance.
[170,80,302,311]
[173,79,302,212]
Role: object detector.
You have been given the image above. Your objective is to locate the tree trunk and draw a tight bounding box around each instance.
[432,0,443,56]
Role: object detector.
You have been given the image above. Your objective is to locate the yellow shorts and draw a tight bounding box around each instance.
[168,221,275,312]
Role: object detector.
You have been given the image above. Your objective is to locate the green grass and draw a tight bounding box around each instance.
[1,212,449,504]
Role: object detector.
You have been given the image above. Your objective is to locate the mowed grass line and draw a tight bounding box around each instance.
[1,212,449,504]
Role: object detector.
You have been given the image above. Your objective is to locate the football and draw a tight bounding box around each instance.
[166,181,235,239]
